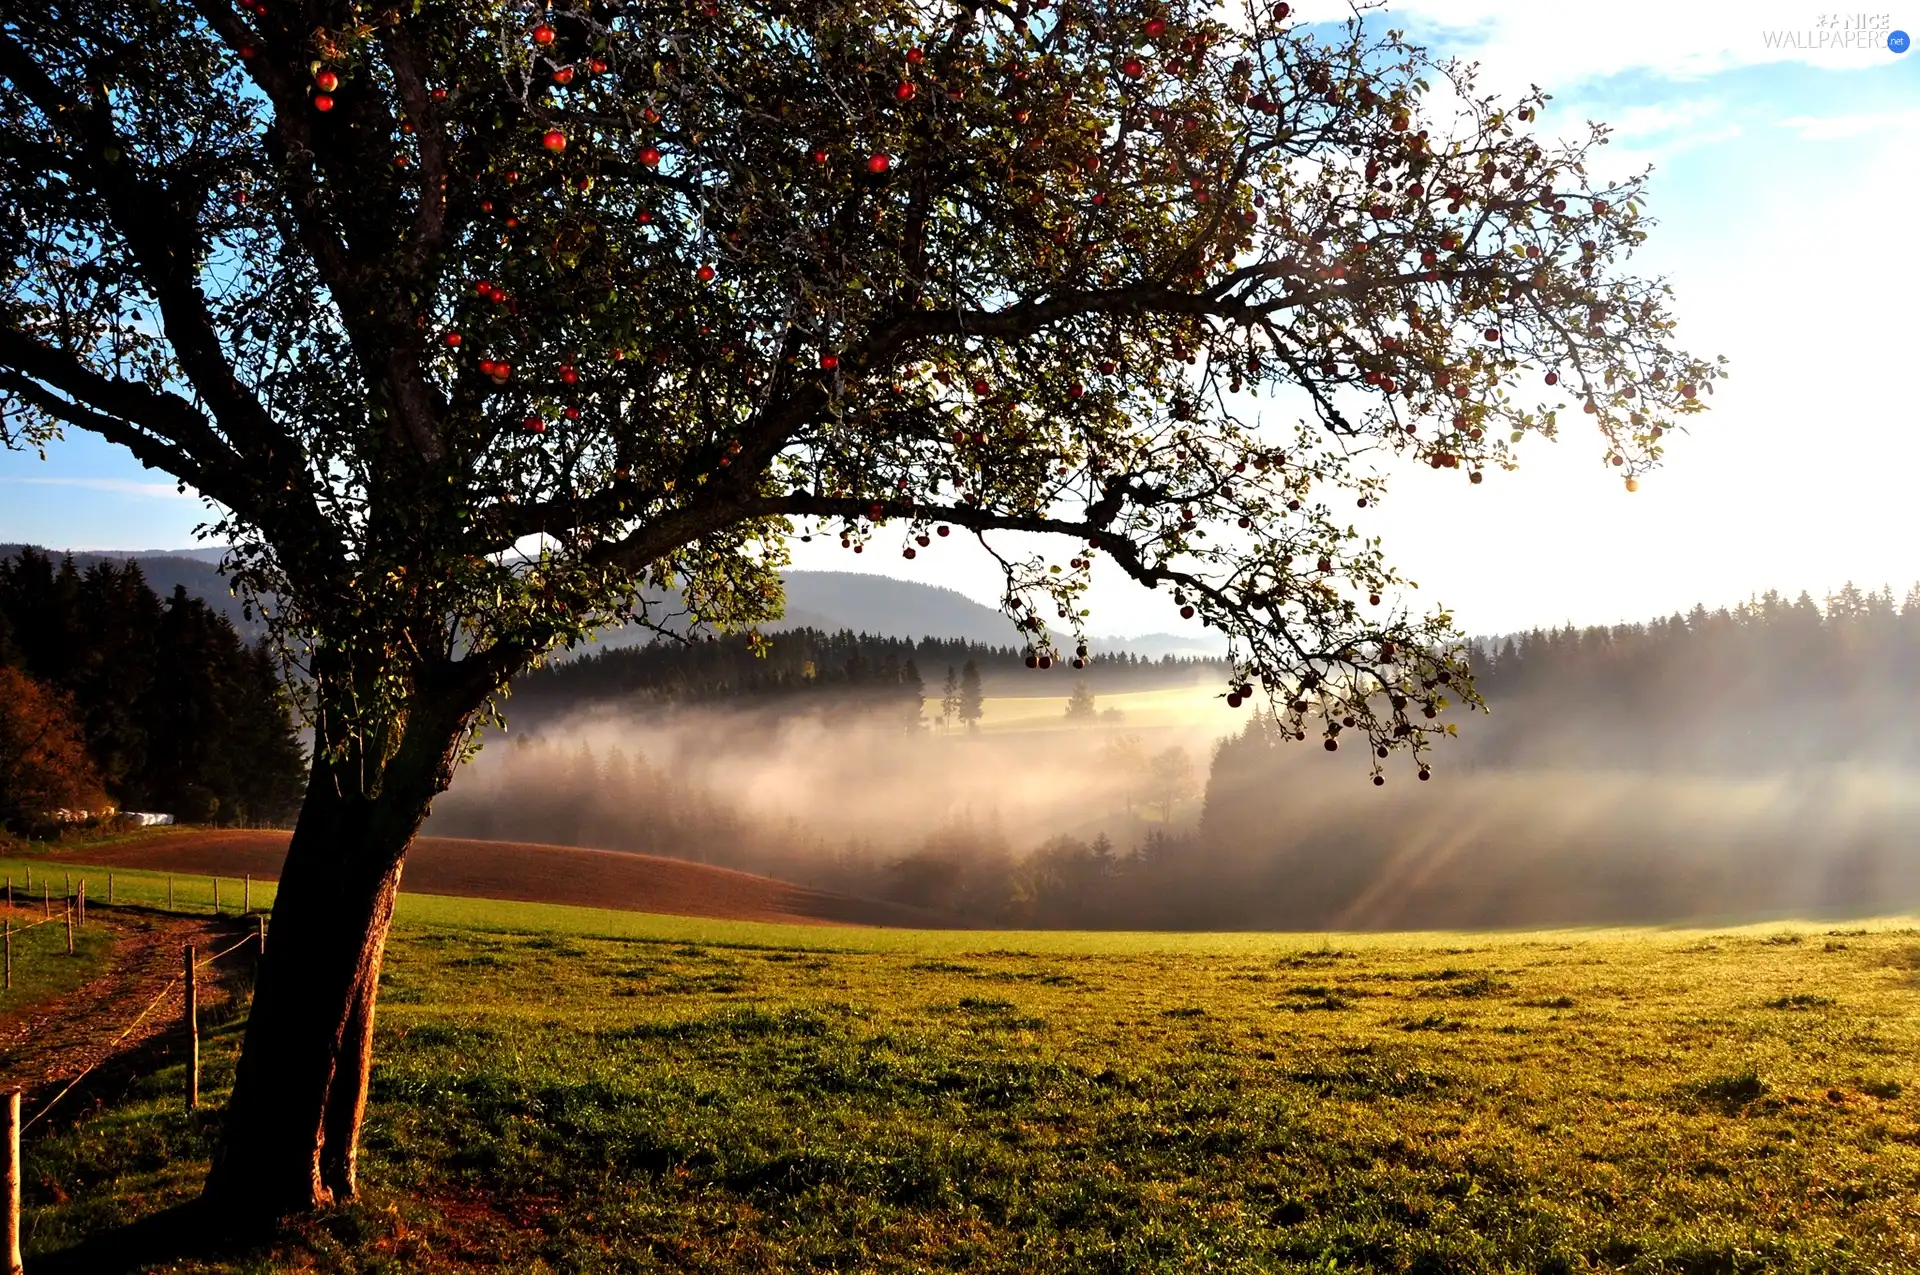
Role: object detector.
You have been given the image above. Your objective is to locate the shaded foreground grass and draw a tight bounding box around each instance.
[18,912,1920,1272]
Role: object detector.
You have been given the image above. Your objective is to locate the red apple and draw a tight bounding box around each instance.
[314,70,339,92]
[542,129,566,152]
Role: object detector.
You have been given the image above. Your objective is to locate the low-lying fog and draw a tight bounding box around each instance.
[426,677,1920,930]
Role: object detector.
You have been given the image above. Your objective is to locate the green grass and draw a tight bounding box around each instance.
[0,907,113,1021]
[16,908,1920,1272]
[0,858,273,920]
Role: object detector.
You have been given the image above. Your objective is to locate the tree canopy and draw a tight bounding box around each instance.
[1,0,1718,782]
[1,0,1720,1216]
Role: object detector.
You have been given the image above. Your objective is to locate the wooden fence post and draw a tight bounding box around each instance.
[212,878,219,916]
[63,873,69,903]
[65,902,72,956]
[39,884,46,920]
[76,880,84,927]
[244,874,251,914]
[168,877,174,912]
[256,913,266,955]
[4,877,9,911]
[184,946,199,1110]
[5,1089,21,1275]
[3,921,9,992]
[107,873,113,906]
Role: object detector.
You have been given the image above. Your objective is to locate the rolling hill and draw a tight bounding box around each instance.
[1,546,1225,657]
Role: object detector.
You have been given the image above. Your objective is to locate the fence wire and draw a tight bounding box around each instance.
[18,921,262,1132]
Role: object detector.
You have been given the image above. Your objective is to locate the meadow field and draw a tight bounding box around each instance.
[8,860,1920,1274]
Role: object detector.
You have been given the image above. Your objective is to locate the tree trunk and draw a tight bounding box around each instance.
[201,719,452,1218]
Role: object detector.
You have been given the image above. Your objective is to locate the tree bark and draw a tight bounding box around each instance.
[202,677,471,1219]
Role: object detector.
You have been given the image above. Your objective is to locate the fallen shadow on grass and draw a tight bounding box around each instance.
[26,1198,281,1274]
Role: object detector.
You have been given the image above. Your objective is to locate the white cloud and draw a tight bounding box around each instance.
[1259,1,1904,105]
[0,476,195,500]
[1775,106,1920,138]
[1329,1,1912,90]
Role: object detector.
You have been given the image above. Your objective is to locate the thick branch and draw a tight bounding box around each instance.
[0,324,242,484]
[0,369,212,494]
[0,29,292,468]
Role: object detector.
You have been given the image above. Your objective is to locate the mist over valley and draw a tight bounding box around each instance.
[424,584,1920,930]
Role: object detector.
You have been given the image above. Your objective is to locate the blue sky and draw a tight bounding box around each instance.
[4,3,1915,635]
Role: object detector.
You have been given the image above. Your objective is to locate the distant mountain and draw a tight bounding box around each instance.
[0,543,260,640]
[1089,632,1227,660]
[1,547,1224,657]
[120,547,230,565]
[582,571,1227,657]
[781,572,1020,644]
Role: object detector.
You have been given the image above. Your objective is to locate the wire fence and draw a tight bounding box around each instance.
[2,899,265,1265]
[20,929,260,1134]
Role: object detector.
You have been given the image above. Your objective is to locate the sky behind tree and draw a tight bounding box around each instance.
[2,2,1911,636]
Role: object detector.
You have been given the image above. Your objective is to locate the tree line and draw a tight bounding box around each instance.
[1460,582,1920,771]
[0,548,307,832]
[506,626,1221,729]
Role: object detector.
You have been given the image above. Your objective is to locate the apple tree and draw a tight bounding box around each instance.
[0,0,1717,1218]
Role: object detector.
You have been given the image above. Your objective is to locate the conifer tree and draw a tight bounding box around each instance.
[959,659,985,732]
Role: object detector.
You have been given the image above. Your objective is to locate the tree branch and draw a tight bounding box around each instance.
[0,325,242,499]
[0,369,214,497]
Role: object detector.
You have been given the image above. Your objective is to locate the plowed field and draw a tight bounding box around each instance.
[59,830,927,927]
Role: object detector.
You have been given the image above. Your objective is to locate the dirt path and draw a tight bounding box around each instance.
[59,830,941,927]
[0,907,255,1101]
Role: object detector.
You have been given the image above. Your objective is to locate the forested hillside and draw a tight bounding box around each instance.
[1463,583,1920,771]
[0,548,306,829]
[505,626,1223,727]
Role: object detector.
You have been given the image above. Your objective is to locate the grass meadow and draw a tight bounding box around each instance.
[0,904,113,1021]
[9,866,1920,1273]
